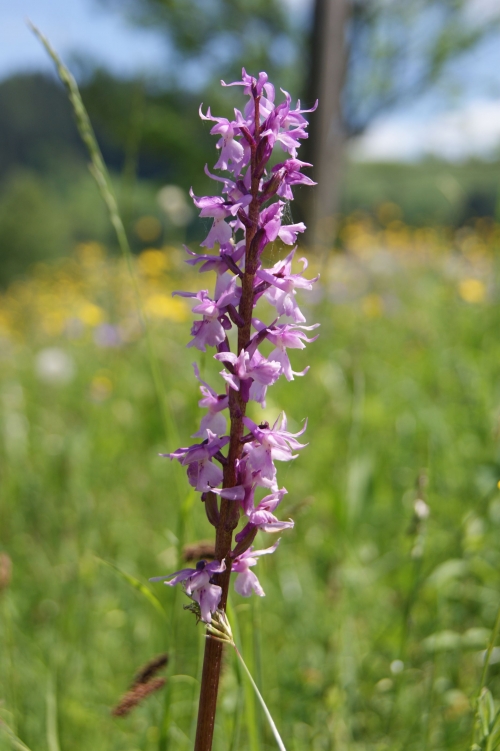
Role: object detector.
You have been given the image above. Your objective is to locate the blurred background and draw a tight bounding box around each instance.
[2,0,500,280]
[2,2,500,751]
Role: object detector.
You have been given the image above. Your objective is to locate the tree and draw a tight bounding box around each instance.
[306,0,500,248]
[0,73,85,177]
[99,0,300,94]
[305,0,349,252]
[97,0,500,247]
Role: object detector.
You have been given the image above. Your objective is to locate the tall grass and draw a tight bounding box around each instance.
[1,217,500,748]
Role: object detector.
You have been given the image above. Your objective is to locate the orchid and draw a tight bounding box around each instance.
[32,29,316,750]
[241,414,308,483]
[149,69,319,751]
[272,159,316,201]
[235,488,293,542]
[161,431,229,492]
[150,559,226,624]
[257,248,319,323]
[215,348,281,406]
[253,319,320,381]
[232,540,281,597]
[192,363,228,438]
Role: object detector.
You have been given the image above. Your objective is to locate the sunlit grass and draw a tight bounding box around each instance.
[1,220,500,750]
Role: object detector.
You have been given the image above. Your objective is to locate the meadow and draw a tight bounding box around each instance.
[1,215,500,751]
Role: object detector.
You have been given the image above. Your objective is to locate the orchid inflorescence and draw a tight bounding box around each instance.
[150,69,319,625]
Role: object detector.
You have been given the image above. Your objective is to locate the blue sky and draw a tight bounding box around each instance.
[2,0,500,161]
[1,0,168,79]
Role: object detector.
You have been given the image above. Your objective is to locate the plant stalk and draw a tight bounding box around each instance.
[193,90,262,751]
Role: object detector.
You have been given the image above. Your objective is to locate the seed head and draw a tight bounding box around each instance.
[0,553,12,593]
[112,678,165,717]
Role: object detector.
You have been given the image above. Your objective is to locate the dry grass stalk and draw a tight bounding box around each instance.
[112,678,165,717]
[112,653,168,717]
[131,653,168,687]
[0,553,12,592]
[183,541,216,562]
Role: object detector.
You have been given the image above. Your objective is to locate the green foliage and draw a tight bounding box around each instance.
[2,69,500,288]
[0,73,85,176]
[472,688,500,750]
[1,237,500,750]
[99,0,296,91]
[95,0,500,141]
[80,69,214,188]
[0,171,70,286]
[342,159,500,226]
[344,0,500,134]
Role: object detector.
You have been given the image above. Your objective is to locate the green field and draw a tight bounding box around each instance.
[1,223,500,751]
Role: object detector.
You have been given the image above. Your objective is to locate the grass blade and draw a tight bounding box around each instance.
[0,722,34,751]
[158,490,196,751]
[46,675,61,751]
[233,646,287,751]
[28,22,178,450]
[95,557,168,621]
[240,610,260,751]
[205,610,287,751]
[479,602,500,695]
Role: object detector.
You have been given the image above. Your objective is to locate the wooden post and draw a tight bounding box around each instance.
[306,0,349,252]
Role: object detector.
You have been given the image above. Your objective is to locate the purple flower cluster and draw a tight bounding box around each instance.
[151,70,318,623]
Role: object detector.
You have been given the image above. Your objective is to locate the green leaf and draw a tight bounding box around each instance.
[486,711,500,751]
[46,675,61,751]
[234,645,287,751]
[478,688,496,738]
[0,722,34,751]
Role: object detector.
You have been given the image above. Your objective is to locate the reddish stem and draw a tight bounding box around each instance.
[193,91,261,751]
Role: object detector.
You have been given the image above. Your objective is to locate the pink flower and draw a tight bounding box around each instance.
[232,540,280,597]
[189,190,251,248]
[184,241,245,298]
[151,71,319,619]
[162,431,229,492]
[210,453,276,513]
[253,319,319,381]
[235,488,293,543]
[256,249,319,323]
[215,349,281,406]
[221,68,272,98]
[174,280,241,352]
[260,92,308,158]
[191,363,228,438]
[150,559,226,623]
[259,201,306,248]
[272,159,316,201]
[242,413,308,483]
[199,105,247,172]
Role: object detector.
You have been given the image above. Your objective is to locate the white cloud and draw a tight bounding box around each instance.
[350,99,500,162]
[465,0,500,23]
